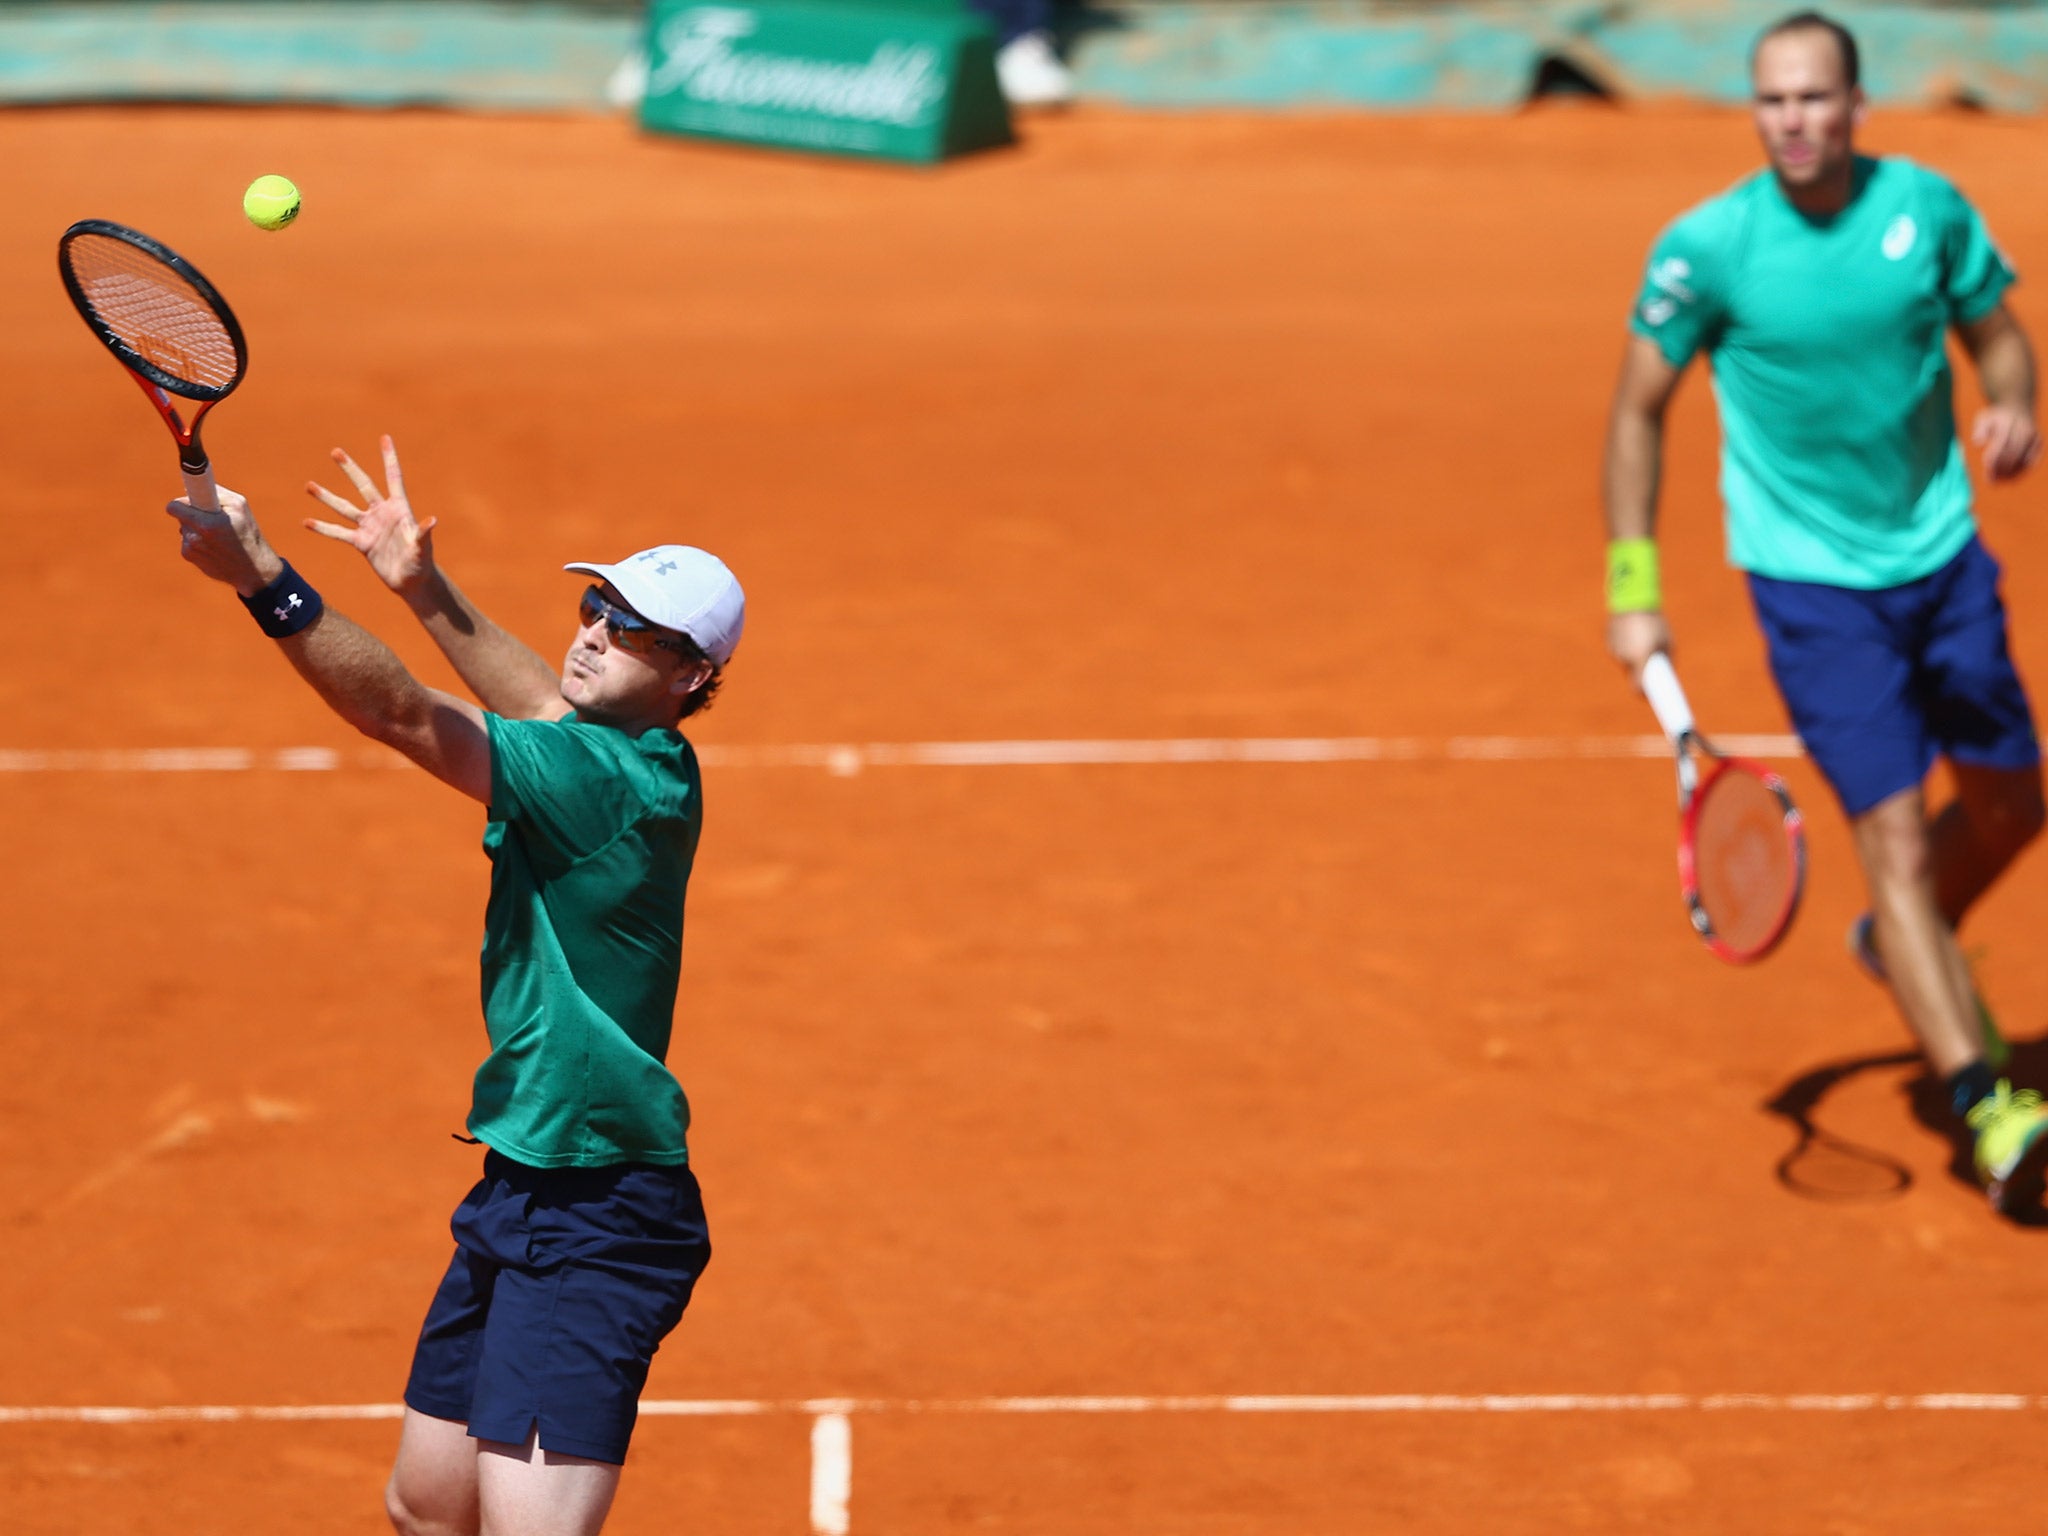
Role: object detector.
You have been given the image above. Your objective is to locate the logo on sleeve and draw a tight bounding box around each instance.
[1882,215,1917,260]
[1649,257,1695,300]
[1640,256,1694,327]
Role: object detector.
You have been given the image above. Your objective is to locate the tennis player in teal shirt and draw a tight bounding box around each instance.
[167,433,743,1535]
[1602,11,2048,1215]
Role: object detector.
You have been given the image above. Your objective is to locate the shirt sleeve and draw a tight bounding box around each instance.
[1929,172,2015,324]
[487,715,648,867]
[1628,211,1728,368]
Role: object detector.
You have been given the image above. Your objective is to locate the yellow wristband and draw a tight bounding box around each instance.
[1606,538,1662,613]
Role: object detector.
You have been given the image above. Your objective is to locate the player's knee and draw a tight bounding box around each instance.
[1855,809,1931,887]
[384,1480,422,1536]
[385,1477,468,1536]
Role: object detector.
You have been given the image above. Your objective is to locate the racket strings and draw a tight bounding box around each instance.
[1692,771,1799,953]
[63,234,240,393]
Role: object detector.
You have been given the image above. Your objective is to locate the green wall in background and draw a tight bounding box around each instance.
[4,1,2047,112]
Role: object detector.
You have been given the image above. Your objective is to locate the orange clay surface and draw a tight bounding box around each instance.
[4,102,2048,1534]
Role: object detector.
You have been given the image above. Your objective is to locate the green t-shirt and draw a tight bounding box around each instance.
[468,713,703,1168]
[1630,156,2014,588]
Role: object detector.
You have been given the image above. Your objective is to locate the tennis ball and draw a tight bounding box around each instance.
[243,174,301,231]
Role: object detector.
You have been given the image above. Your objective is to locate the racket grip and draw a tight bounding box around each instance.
[1639,650,1695,741]
[180,465,221,513]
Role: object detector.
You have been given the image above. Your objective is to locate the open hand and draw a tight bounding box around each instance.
[305,434,437,594]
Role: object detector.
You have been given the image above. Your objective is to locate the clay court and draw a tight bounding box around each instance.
[5,99,2048,1533]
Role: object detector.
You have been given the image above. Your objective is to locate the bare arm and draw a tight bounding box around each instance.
[1603,334,1685,538]
[1957,304,2042,483]
[305,436,568,721]
[399,566,571,723]
[1602,335,1686,682]
[168,488,494,804]
[275,607,495,802]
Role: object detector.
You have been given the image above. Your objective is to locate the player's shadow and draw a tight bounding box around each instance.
[1762,1032,2048,1226]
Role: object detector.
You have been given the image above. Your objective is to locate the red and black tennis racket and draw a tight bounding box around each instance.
[1640,651,1806,963]
[58,219,247,512]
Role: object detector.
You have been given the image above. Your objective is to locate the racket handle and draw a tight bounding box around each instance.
[180,465,220,513]
[1639,650,1695,741]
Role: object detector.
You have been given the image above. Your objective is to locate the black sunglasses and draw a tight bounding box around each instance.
[578,586,691,658]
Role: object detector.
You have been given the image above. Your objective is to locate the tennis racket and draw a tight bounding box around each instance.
[1639,650,1806,963]
[57,219,248,512]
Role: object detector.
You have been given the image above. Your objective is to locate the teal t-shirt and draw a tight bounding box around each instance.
[468,713,703,1168]
[1630,156,2014,588]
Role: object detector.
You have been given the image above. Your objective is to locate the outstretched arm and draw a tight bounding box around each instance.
[168,488,494,804]
[1957,304,2042,483]
[305,436,568,722]
[1602,334,1686,685]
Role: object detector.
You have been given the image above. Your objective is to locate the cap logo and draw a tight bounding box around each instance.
[577,545,741,666]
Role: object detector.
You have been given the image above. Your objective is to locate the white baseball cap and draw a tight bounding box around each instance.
[565,545,745,667]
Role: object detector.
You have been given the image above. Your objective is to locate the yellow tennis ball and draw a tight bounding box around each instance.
[243,174,301,231]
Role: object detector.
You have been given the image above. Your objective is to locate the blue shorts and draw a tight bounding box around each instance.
[1747,536,2040,818]
[403,1152,711,1465]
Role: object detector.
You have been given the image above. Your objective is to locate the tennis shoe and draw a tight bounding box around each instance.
[1967,1080,2048,1215]
[1846,912,2009,1070]
[996,31,1074,106]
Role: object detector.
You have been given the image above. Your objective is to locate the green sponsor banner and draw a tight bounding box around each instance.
[639,0,1011,163]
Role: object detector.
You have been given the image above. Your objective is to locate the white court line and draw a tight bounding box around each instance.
[0,747,341,773]
[0,1402,403,1423]
[11,1389,2026,1536]
[0,735,1806,775]
[810,1412,853,1536]
[0,1391,2034,1424]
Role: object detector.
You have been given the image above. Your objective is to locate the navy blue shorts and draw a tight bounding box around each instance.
[403,1151,711,1465]
[1747,536,2040,818]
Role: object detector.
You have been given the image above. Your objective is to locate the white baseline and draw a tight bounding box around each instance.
[0,735,1805,776]
[0,1391,2034,1424]
[7,1388,2022,1536]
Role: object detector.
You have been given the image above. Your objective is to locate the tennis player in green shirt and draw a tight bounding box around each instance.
[168,435,741,1535]
[1603,11,2048,1214]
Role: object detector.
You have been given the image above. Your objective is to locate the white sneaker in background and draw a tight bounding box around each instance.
[606,50,649,109]
[996,30,1073,107]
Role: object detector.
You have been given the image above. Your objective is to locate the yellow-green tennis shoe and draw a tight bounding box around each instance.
[1967,1081,2048,1215]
